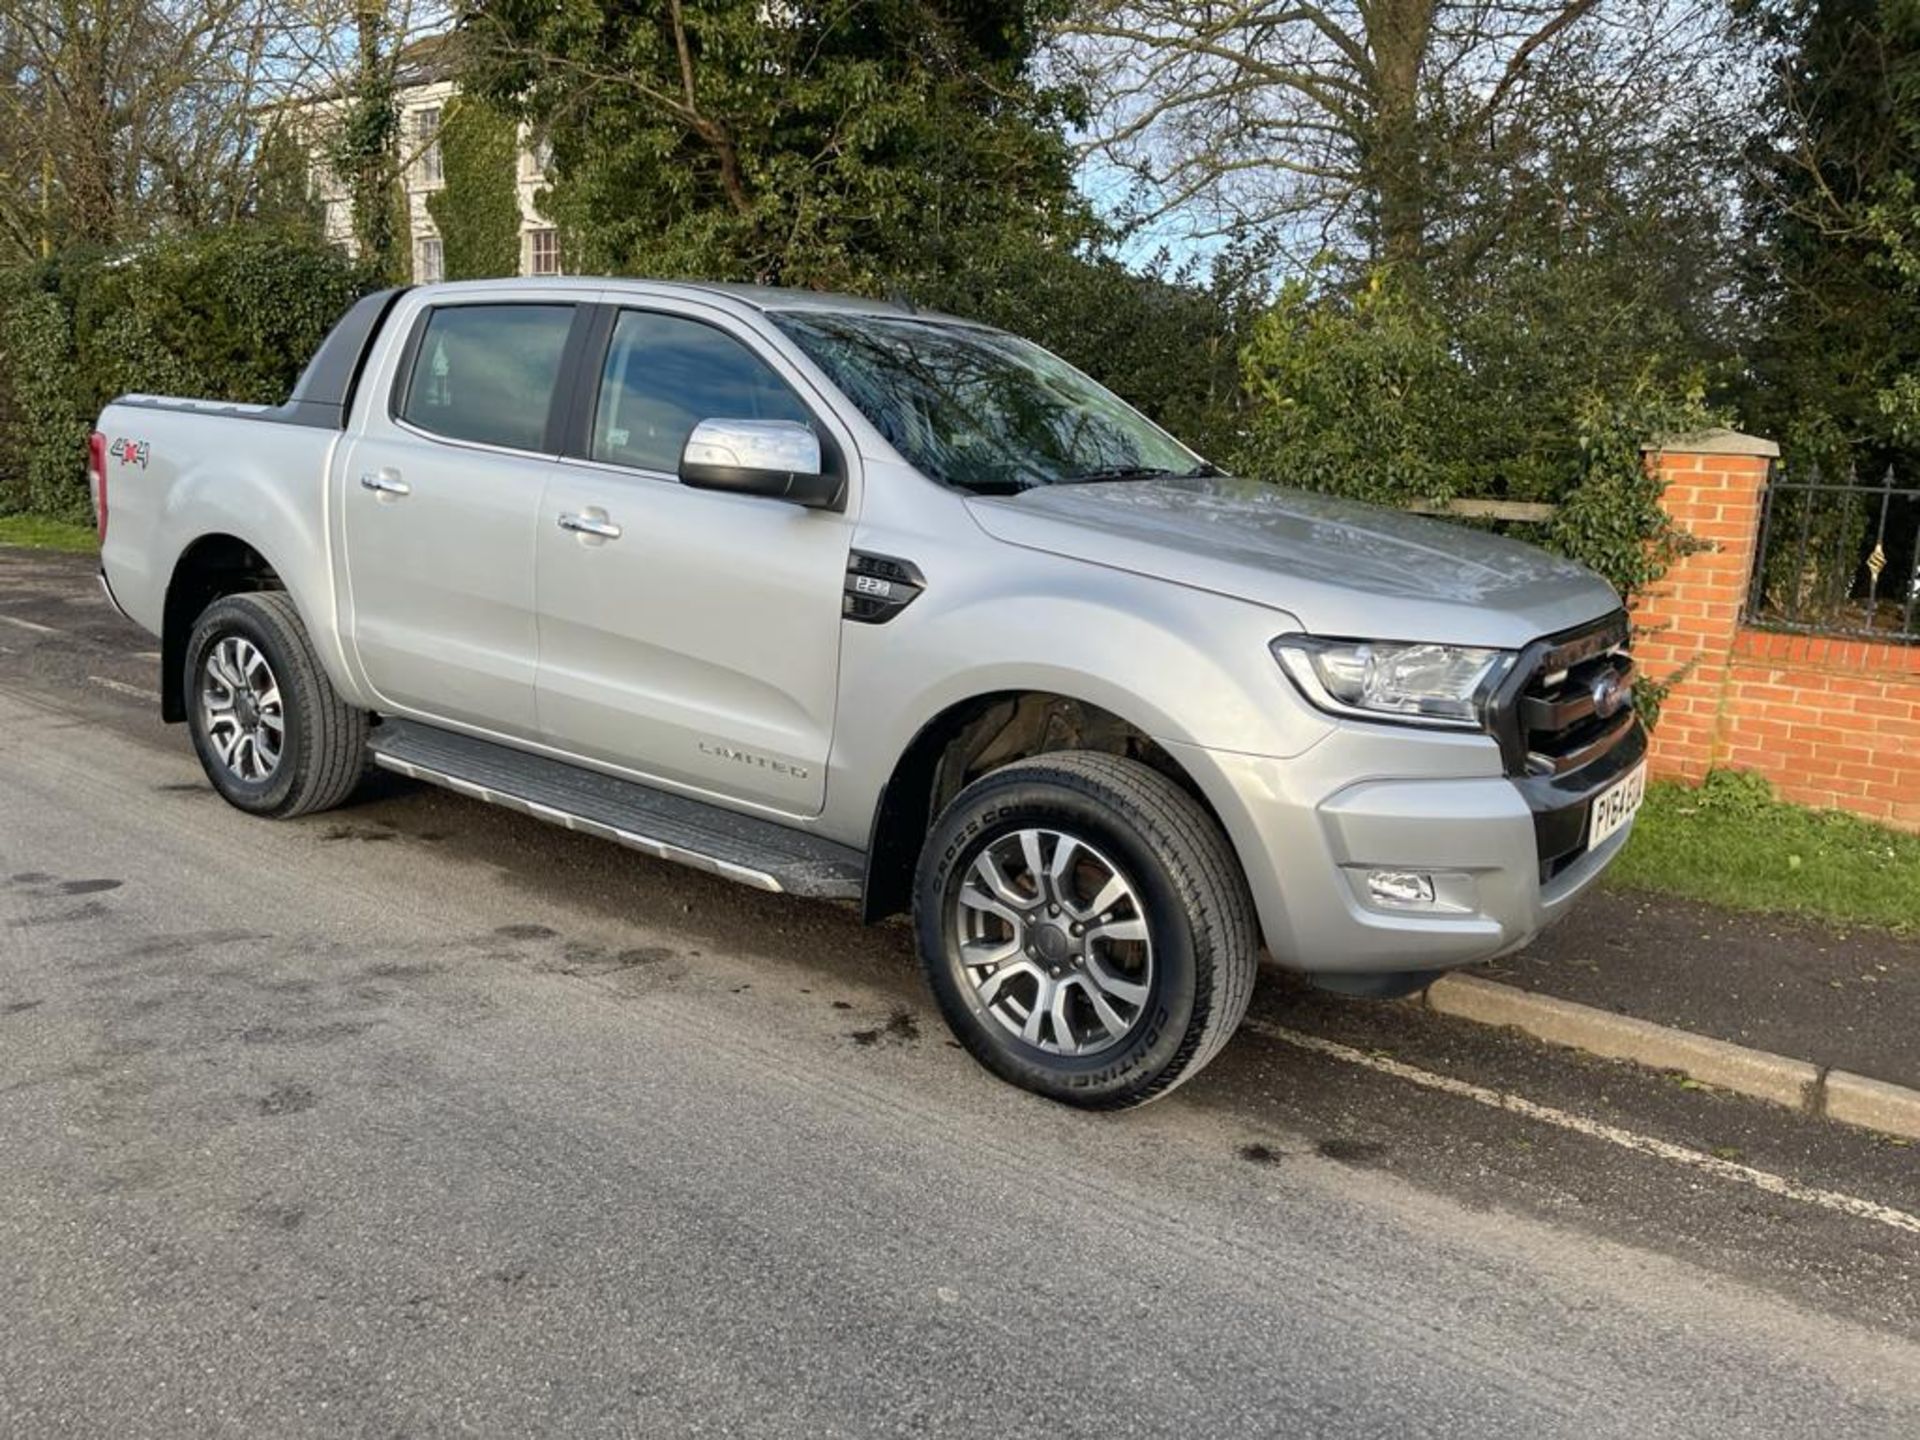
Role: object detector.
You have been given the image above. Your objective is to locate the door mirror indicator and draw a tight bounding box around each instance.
[678,418,839,509]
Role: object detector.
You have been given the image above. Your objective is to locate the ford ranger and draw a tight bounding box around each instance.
[91,279,1646,1108]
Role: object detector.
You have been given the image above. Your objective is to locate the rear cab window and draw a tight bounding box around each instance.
[395,304,576,451]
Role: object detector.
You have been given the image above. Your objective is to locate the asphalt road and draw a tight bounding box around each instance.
[3,546,1919,1438]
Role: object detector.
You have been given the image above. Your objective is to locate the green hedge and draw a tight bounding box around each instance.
[1233,271,1715,602]
[0,288,91,520]
[0,227,381,521]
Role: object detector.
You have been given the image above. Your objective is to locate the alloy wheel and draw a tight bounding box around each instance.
[199,634,285,783]
[950,827,1154,1056]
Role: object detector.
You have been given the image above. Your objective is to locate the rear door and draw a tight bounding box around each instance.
[532,303,857,816]
[340,296,587,737]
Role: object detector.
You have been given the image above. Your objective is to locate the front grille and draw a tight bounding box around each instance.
[1519,615,1635,772]
[1494,611,1634,777]
[1489,610,1646,884]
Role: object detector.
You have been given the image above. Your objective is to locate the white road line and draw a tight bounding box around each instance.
[0,614,59,635]
[1248,1019,1920,1237]
[86,675,160,702]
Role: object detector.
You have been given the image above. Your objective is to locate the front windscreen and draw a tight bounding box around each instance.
[769,311,1207,495]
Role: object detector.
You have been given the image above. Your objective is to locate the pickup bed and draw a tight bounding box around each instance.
[93,278,1646,1107]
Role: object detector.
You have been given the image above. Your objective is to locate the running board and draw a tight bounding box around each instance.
[366,720,864,900]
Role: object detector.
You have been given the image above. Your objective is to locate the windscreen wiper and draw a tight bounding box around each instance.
[1056,466,1181,485]
[1057,462,1223,485]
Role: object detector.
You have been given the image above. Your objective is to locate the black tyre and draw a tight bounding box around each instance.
[914,751,1258,1109]
[184,591,369,819]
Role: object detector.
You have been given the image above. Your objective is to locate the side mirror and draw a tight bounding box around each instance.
[678,418,840,509]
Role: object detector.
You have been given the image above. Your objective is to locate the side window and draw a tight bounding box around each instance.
[399,304,574,451]
[590,310,816,474]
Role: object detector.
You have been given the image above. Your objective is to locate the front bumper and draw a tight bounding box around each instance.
[1165,718,1646,979]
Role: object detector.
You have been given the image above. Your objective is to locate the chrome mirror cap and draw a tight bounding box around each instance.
[678,418,838,508]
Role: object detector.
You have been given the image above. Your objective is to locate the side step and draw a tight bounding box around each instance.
[366,720,865,900]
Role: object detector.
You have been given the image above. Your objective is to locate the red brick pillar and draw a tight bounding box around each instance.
[1630,429,1779,782]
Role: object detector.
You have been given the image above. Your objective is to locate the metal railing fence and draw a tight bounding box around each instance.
[1746,465,1920,644]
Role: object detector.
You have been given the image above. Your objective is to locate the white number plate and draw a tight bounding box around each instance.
[1588,761,1647,849]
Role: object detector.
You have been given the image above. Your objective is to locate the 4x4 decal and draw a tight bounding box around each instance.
[109,437,150,468]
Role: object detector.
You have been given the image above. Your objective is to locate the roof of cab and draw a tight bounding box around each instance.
[630,278,984,326]
[411,275,979,326]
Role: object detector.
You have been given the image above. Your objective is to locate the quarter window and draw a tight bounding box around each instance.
[590,311,816,475]
[399,304,574,452]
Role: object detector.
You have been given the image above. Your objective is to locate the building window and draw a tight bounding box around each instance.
[521,130,553,180]
[527,227,561,276]
[415,106,443,187]
[314,157,346,203]
[416,235,444,285]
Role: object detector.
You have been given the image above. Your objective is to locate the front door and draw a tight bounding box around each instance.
[533,306,854,815]
[341,299,579,737]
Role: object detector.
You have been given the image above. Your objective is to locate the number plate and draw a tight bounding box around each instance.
[1588,761,1647,849]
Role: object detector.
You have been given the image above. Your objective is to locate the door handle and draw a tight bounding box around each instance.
[558,512,622,540]
[360,471,410,497]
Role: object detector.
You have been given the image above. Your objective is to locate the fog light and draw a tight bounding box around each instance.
[1367,870,1436,908]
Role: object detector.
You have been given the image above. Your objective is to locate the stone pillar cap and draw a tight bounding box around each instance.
[1641,428,1780,458]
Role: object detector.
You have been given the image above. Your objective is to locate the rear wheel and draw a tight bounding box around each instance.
[185,592,368,818]
[914,751,1258,1109]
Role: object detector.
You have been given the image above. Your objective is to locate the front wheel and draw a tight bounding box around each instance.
[913,751,1258,1109]
[184,591,368,819]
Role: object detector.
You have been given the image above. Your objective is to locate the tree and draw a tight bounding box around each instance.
[1739,0,1920,470]
[0,0,452,264]
[324,1,404,277]
[424,96,520,279]
[254,0,444,279]
[454,0,1091,289]
[1063,0,1733,272]
[249,121,327,233]
[1228,29,1735,597]
[0,0,284,258]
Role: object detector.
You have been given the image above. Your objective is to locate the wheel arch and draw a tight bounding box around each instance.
[160,533,288,722]
[859,688,1238,926]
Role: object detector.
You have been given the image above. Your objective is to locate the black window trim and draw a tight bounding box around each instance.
[386,298,594,457]
[561,302,846,485]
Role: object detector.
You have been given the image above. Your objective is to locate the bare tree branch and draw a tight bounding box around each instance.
[1057,0,1723,266]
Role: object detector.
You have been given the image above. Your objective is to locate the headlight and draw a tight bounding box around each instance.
[1270,636,1515,729]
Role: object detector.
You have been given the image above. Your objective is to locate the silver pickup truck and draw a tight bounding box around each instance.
[92,278,1646,1107]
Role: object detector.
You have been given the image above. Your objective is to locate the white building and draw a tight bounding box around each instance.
[304,37,561,283]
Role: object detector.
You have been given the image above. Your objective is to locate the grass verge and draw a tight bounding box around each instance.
[1610,770,1920,935]
[0,514,99,553]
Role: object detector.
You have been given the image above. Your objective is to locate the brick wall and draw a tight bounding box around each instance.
[1633,430,1920,831]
